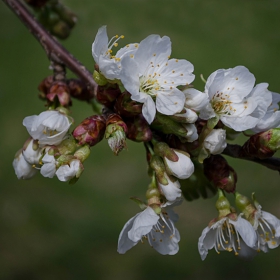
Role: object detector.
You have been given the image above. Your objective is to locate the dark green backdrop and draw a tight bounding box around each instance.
[0,1,280,279]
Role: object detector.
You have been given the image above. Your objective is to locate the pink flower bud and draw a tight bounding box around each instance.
[72,115,106,146]
[126,115,152,142]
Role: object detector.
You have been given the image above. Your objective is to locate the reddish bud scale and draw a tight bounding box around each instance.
[96,85,121,108]
[125,115,153,142]
[38,76,54,96]
[114,91,142,117]
[67,79,94,101]
[72,115,106,146]
[203,155,237,193]
[241,130,275,159]
[105,113,128,133]
[47,81,71,107]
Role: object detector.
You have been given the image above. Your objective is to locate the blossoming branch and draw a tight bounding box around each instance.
[4,0,280,260]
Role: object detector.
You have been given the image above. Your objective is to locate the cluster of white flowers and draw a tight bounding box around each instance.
[13,25,280,260]
[198,192,280,260]
[13,109,84,182]
[91,26,280,257]
[92,26,280,132]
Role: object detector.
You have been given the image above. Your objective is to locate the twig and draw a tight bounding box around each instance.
[223,144,280,173]
[2,0,97,95]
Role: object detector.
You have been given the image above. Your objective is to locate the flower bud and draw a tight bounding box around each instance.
[47,81,71,107]
[67,79,94,101]
[153,142,178,161]
[22,138,42,165]
[38,76,54,98]
[158,173,182,202]
[203,129,227,155]
[74,145,90,162]
[203,155,237,193]
[13,150,38,180]
[125,115,152,142]
[149,155,167,185]
[105,114,127,155]
[114,91,142,117]
[56,139,77,155]
[242,128,280,159]
[56,159,84,182]
[171,108,198,124]
[96,85,121,108]
[72,115,106,146]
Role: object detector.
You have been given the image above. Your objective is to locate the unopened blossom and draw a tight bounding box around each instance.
[200,67,272,131]
[158,173,182,202]
[13,150,38,179]
[120,34,195,124]
[40,152,57,178]
[164,150,194,179]
[182,87,209,112]
[22,138,43,165]
[198,214,257,260]
[23,110,72,146]
[253,91,280,133]
[56,159,83,182]
[183,123,198,142]
[92,26,138,80]
[204,129,227,155]
[118,205,180,255]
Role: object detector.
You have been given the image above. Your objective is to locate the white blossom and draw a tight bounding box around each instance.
[198,215,257,260]
[22,138,43,165]
[120,34,195,124]
[183,87,209,112]
[252,204,280,252]
[183,123,198,142]
[164,150,194,179]
[118,205,180,255]
[92,26,138,80]
[252,91,280,133]
[200,67,272,131]
[40,152,57,178]
[13,151,38,180]
[56,159,83,182]
[23,110,72,146]
[158,172,182,202]
[204,129,227,155]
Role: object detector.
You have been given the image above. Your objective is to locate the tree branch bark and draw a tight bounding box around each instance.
[223,144,280,173]
[2,0,97,95]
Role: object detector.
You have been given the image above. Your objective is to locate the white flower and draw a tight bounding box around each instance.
[164,150,194,179]
[204,129,227,155]
[56,159,83,182]
[252,204,280,252]
[183,123,198,142]
[252,91,280,133]
[183,87,209,112]
[200,66,272,131]
[23,110,72,146]
[40,152,57,178]
[158,172,182,202]
[118,205,180,255]
[92,26,138,80]
[22,138,43,165]
[173,108,198,124]
[120,34,195,124]
[13,151,38,179]
[198,215,257,260]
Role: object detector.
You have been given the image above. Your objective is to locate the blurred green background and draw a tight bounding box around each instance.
[1,0,280,279]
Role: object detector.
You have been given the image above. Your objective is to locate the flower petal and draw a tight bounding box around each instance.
[128,207,159,242]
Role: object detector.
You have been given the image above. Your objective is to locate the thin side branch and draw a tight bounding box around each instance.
[223,144,280,173]
[3,0,97,95]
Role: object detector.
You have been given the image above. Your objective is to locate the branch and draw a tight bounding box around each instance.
[223,144,280,173]
[3,0,97,95]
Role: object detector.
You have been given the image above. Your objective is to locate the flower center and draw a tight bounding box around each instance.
[139,75,161,97]
[214,219,241,256]
[211,92,235,116]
